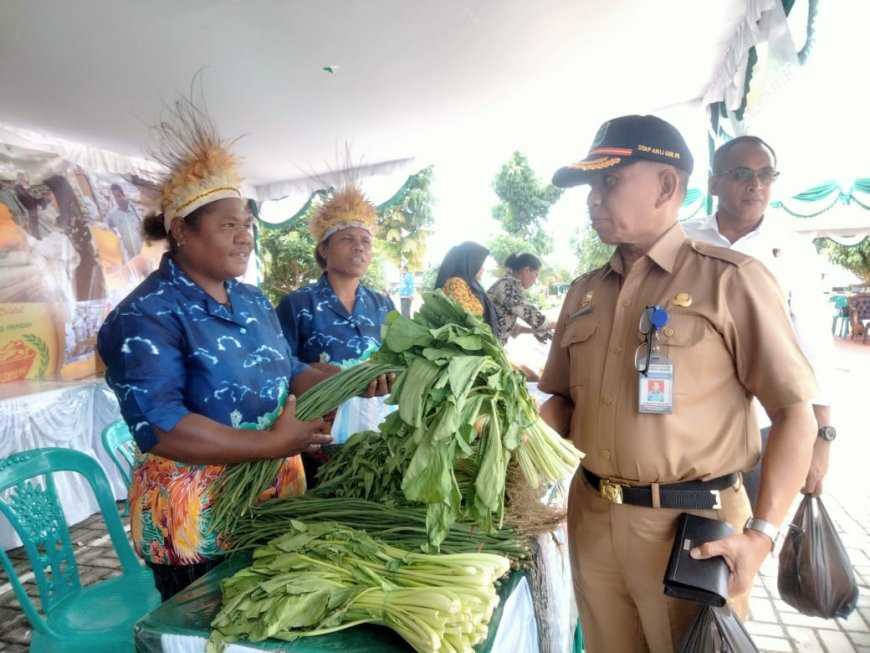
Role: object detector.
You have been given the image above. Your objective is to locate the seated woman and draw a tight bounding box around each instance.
[97,97,334,602]
[435,240,498,332]
[275,186,395,482]
[487,252,555,344]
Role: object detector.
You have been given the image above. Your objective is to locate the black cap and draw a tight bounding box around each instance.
[552,114,694,188]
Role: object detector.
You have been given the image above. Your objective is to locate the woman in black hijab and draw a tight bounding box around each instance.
[434,241,498,331]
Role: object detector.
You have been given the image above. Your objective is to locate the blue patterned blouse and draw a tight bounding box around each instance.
[275,274,395,368]
[97,254,308,451]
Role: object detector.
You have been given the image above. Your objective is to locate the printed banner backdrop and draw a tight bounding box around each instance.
[0,142,166,383]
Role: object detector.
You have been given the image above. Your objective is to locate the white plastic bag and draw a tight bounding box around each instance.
[330,396,395,444]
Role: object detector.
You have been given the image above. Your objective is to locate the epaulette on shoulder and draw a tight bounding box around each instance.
[688,240,753,268]
[570,267,603,286]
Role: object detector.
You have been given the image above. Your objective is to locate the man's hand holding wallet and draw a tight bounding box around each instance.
[686,513,775,599]
[663,513,734,606]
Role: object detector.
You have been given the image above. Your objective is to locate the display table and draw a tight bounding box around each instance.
[134,553,539,653]
[0,378,124,549]
[132,379,577,651]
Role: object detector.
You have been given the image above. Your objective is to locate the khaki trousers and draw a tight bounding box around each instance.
[567,471,752,652]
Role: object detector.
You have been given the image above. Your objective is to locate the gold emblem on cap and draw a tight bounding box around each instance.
[573,156,622,171]
[671,292,692,307]
[579,291,594,307]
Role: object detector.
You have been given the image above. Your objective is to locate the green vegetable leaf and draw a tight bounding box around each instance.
[397,357,441,426]
[383,313,434,352]
[429,402,462,442]
[447,356,488,401]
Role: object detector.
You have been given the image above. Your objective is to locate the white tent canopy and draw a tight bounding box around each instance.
[2,0,788,203]
[5,0,867,243]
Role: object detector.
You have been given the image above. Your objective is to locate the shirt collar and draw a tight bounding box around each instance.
[646,221,687,273]
[315,273,339,294]
[317,273,366,314]
[603,221,687,277]
[159,254,242,319]
[710,212,781,245]
[696,212,721,231]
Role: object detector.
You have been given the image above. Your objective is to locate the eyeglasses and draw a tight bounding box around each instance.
[634,305,667,376]
[716,166,780,185]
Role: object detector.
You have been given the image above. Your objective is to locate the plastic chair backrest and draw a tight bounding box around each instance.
[0,447,156,651]
[101,419,135,486]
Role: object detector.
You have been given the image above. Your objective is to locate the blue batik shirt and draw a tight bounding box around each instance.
[97,254,308,451]
[276,273,395,368]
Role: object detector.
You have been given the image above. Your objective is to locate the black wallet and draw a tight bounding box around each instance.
[663,512,734,607]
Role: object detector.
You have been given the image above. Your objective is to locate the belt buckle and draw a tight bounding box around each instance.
[710,489,721,510]
[600,479,624,504]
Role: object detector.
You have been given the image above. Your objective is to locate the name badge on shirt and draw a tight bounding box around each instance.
[638,354,674,414]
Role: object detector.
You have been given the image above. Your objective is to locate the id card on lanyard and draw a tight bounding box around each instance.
[638,355,674,413]
[635,305,673,414]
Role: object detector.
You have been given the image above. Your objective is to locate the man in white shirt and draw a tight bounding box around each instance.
[683,136,835,505]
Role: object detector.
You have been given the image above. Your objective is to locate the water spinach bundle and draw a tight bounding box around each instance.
[210,361,403,536]
[225,495,530,563]
[207,520,511,653]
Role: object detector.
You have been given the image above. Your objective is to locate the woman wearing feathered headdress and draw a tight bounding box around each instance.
[97,93,334,601]
[275,186,395,483]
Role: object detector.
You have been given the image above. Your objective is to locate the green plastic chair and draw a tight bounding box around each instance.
[831,294,850,338]
[0,447,160,652]
[100,419,136,516]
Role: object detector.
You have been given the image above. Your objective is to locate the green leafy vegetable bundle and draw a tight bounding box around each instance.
[315,291,582,547]
[207,520,511,653]
[213,291,581,549]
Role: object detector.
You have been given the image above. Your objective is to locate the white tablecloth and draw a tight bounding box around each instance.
[0,379,124,549]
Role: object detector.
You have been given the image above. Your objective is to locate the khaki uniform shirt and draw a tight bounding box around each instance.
[538,223,817,484]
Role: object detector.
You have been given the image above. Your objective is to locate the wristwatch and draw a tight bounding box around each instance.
[818,425,837,442]
[744,517,780,550]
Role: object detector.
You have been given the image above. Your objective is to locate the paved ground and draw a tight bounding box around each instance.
[743,337,870,653]
[0,337,867,652]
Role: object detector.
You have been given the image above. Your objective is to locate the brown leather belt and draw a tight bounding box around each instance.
[582,468,737,510]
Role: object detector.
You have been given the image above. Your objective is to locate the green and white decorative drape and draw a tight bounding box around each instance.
[703,0,819,213]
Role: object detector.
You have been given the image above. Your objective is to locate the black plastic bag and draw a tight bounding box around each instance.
[777,494,859,619]
[678,605,758,652]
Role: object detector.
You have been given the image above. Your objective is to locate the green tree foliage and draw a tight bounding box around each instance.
[570,225,615,276]
[486,233,534,272]
[378,166,436,271]
[819,237,870,283]
[418,266,439,294]
[490,152,563,255]
[257,220,319,306]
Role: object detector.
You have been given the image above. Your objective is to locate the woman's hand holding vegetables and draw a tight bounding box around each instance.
[309,362,342,376]
[361,372,394,398]
[273,395,333,455]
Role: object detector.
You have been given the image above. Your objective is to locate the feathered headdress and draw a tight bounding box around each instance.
[309,185,378,243]
[148,85,242,232]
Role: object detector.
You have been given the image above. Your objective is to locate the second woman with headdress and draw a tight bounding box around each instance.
[276,186,395,483]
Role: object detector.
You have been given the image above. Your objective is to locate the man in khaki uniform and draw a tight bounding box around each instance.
[539,114,817,652]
